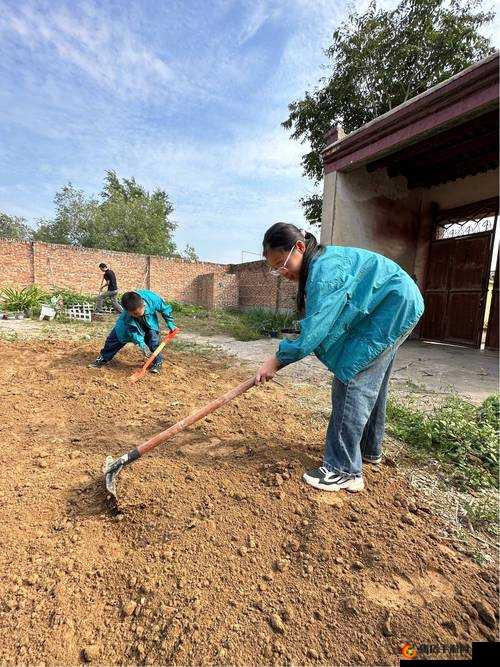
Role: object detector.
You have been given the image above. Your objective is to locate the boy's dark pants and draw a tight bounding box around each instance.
[99,329,163,369]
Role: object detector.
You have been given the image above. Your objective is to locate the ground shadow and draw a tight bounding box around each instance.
[48,346,136,373]
[65,473,120,520]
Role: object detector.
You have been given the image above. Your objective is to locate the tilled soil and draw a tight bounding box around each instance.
[0,339,498,666]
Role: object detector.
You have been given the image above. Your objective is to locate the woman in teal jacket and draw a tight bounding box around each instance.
[256,223,424,493]
[89,289,176,373]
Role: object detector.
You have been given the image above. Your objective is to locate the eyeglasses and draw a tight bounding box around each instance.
[269,244,296,277]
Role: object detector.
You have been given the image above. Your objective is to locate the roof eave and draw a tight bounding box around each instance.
[322,51,500,174]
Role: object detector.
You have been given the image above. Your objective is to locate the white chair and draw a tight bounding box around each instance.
[39,304,56,321]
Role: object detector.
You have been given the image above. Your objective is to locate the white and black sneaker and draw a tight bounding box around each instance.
[88,355,107,369]
[303,466,364,492]
[362,455,382,465]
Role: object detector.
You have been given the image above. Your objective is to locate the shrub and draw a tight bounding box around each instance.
[170,300,207,317]
[236,308,296,338]
[0,285,48,312]
[49,288,96,306]
[463,492,499,537]
[170,301,297,341]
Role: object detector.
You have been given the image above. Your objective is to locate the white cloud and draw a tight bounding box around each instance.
[238,0,271,44]
[0,1,172,99]
[227,129,305,178]
[0,0,346,262]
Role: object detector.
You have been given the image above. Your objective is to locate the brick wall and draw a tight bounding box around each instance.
[230,260,297,312]
[213,273,239,309]
[0,239,34,287]
[32,242,149,293]
[150,254,225,303]
[276,276,297,311]
[196,273,215,309]
[230,261,278,310]
[0,239,296,313]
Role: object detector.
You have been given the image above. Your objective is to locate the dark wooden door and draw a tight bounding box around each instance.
[486,256,499,350]
[421,232,493,347]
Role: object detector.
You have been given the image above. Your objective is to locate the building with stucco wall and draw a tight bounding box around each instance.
[320,52,499,349]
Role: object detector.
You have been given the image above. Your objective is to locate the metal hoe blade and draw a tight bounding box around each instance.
[103,455,124,500]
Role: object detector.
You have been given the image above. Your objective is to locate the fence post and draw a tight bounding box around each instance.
[275,275,281,313]
[147,255,151,289]
[30,241,36,285]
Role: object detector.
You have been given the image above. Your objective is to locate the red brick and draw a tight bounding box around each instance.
[0,240,296,314]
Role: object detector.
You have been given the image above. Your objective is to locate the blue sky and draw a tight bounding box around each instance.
[1,1,499,263]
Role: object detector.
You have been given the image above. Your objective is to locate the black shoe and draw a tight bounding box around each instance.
[149,365,161,374]
[88,355,107,368]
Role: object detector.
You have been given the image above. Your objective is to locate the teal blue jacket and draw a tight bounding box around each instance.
[276,246,424,383]
[114,289,176,350]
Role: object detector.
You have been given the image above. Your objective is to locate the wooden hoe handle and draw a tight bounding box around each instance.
[137,376,256,457]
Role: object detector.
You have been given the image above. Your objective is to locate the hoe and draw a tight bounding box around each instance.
[103,376,256,502]
[129,328,180,382]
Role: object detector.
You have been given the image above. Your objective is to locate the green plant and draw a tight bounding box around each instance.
[33,171,183,257]
[463,492,499,537]
[0,285,48,312]
[236,308,296,338]
[0,331,18,342]
[49,288,96,306]
[1,212,32,241]
[478,393,500,429]
[170,300,208,317]
[284,0,494,223]
[387,394,499,492]
[471,550,491,566]
[171,302,297,341]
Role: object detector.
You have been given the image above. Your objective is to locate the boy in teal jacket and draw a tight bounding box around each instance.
[256,223,424,493]
[89,290,176,374]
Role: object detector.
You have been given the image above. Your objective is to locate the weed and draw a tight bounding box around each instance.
[172,301,296,341]
[170,301,207,317]
[463,492,499,537]
[387,393,499,492]
[233,308,296,339]
[471,550,492,566]
[0,331,18,342]
[50,288,97,306]
[172,339,222,358]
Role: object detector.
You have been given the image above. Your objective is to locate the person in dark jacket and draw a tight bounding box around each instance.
[89,289,176,373]
[96,263,122,313]
[255,223,424,493]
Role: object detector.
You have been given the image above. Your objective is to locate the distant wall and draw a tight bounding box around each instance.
[0,239,33,287]
[0,239,296,314]
[230,261,297,312]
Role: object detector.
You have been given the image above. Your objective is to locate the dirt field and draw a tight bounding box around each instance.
[0,337,498,666]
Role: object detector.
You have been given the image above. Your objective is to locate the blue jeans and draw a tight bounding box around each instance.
[323,334,410,477]
[99,328,163,369]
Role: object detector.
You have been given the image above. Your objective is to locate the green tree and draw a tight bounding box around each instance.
[33,184,100,245]
[98,171,177,256]
[0,212,32,241]
[33,171,187,257]
[283,0,495,224]
[182,244,199,261]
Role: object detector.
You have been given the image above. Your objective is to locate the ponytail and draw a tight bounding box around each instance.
[262,222,324,317]
[297,231,322,316]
